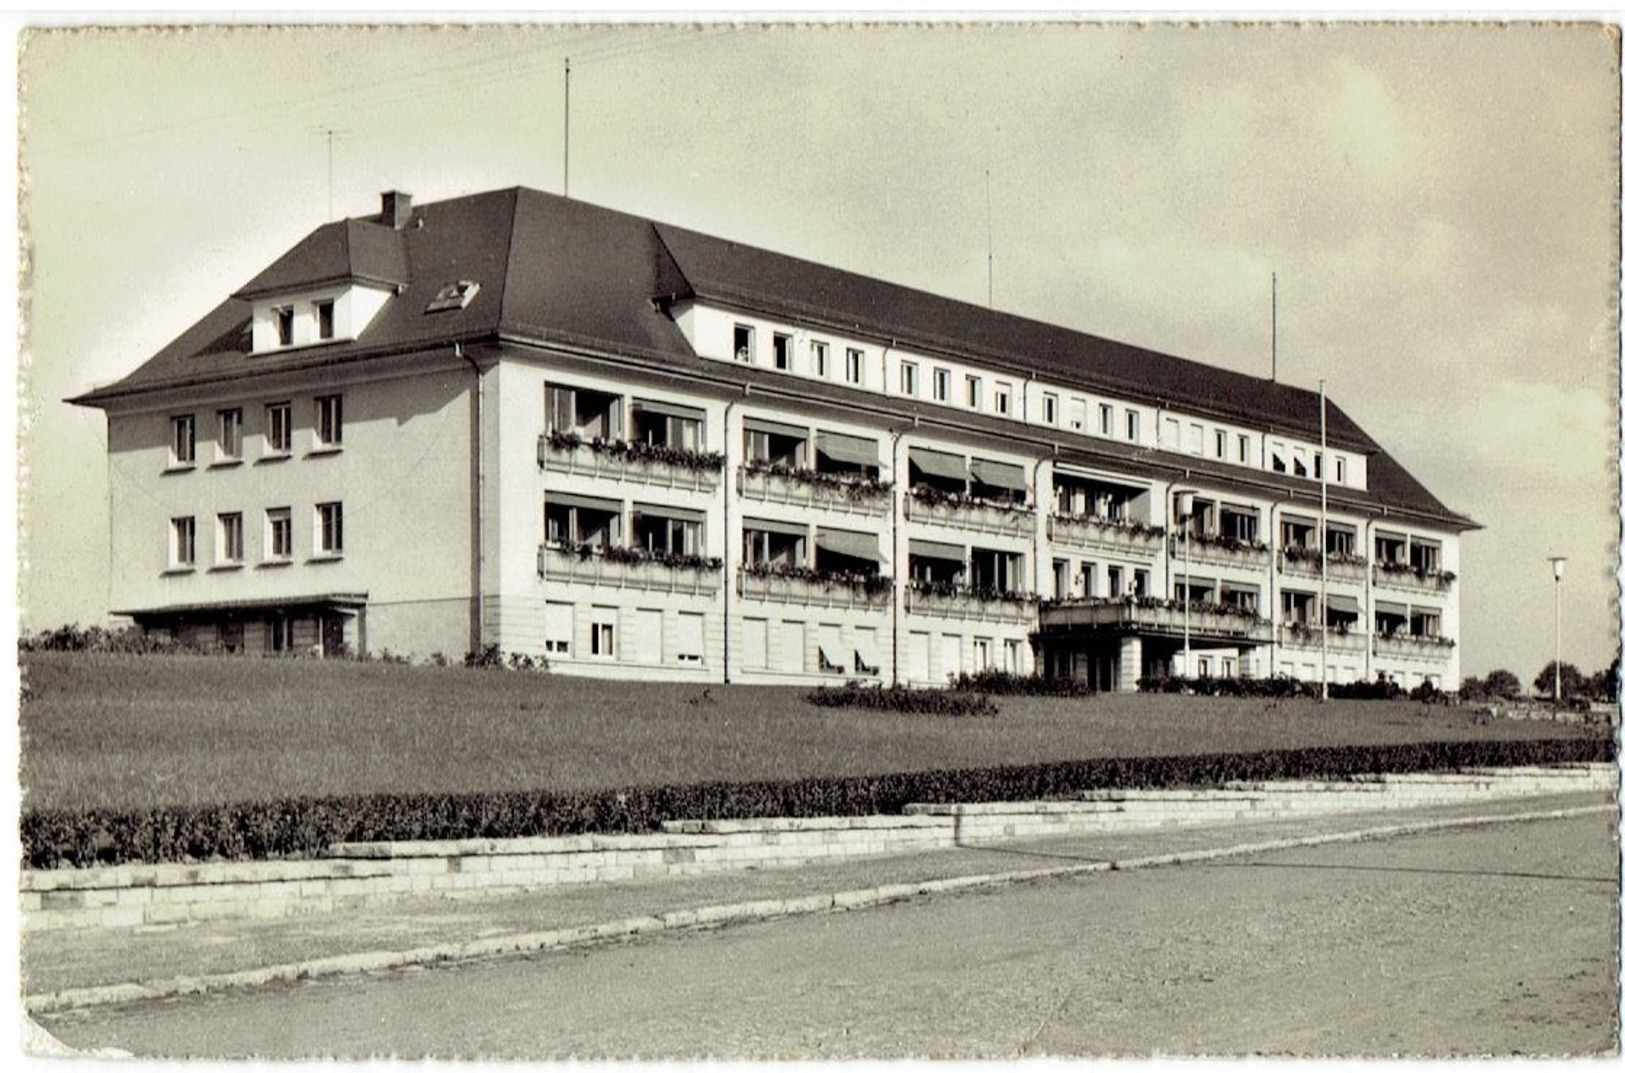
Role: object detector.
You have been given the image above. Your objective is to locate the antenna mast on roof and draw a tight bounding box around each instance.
[312,127,352,223]
[1270,272,1278,382]
[985,169,993,308]
[563,57,571,199]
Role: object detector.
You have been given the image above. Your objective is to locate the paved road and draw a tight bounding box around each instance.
[37,813,1620,1059]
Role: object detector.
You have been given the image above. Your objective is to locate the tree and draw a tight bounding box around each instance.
[1533,661,1586,700]
[1482,668,1522,700]
[1586,652,1620,702]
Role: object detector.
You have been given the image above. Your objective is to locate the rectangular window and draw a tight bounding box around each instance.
[1238,435,1251,464]
[771,332,792,371]
[1214,429,1228,460]
[265,402,292,455]
[676,611,705,664]
[1125,409,1140,442]
[733,323,754,362]
[1334,455,1347,483]
[170,414,195,466]
[545,602,574,655]
[274,306,294,346]
[844,347,864,384]
[1107,565,1123,599]
[315,395,343,448]
[932,367,951,402]
[170,516,196,568]
[965,376,983,410]
[316,300,335,341]
[811,340,829,377]
[590,614,617,658]
[1042,393,1059,426]
[217,512,244,564]
[266,507,292,561]
[1070,398,1088,432]
[1314,452,1323,480]
[901,361,919,397]
[316,501,344,556]
[993,382,1013,416]
[217,408,242,461]
[1098,404,1114,437]
[1188,422,1204,455]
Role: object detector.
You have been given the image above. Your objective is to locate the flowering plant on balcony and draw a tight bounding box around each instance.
[908,577,1038,605]
[552,539,722,572]
[742,460,893,502]
[545,429,724,473]
[1187,532,1269,555]
[1376,559,1457,584]
[741,561,893,597]
[909,484,1034,514]
[1052,512,1165,540]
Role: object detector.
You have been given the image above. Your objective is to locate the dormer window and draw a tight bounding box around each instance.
[316,300,335,340]
[274,306,294,347]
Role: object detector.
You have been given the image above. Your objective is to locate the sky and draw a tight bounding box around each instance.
[13,19,1622,686]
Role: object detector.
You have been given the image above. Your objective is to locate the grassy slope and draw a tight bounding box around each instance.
[19,651,1597,813]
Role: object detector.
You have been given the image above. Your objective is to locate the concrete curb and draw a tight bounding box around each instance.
[24,802,1615,1016]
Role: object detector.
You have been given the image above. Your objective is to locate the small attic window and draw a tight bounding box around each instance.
[427,280,480,313]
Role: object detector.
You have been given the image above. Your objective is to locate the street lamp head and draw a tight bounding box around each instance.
[1549,556,1567,582]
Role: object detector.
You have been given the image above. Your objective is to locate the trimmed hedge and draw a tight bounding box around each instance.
[21,737,1614,870]
[807,682,997,717]
[1137,675,1445,702]
[949,669,1095,697]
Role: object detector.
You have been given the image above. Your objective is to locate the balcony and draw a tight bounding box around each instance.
[738,463,892,517]
[736,565,892,611]
[904,489,1036,538]
[538,543,722,596]
[1173,533,1271,571]
[1276,624,1370,655]
[1374,633,1457,659]
[1038,597,1274,645]
[539,431,723,492]
[1372,561,1456,595]
[904,580,1038,624]
[1279,549,1369,584]
[1047,513,1164,558]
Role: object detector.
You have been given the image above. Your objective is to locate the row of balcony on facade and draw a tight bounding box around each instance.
[539,409,1456,595]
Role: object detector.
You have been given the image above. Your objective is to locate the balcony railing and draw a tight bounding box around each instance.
[539,431,723,492]
[1173,533,1272,570]
[904,580,1038,623]
[1372,561,1456,594]
[1038,596,1274,644]
[1047,513,1164,557]
[736,564,892,610]
[538,543,722,595]
[904,488,1036,538]
[1277,548,1368,583]
[1277,624,1370,654]
[738,463,892,516]
[1374,633,1457,659]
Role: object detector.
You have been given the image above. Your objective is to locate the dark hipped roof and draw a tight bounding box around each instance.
[71,186,1471,528]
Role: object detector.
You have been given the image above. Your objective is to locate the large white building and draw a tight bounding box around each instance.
[73,188,1477,690]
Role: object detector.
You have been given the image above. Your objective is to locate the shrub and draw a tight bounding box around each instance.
[21,736,1613,869]
[950,669,1093,697]
[806,681,997,717]
[464,644,506,669]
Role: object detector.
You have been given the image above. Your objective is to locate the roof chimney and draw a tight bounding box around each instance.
[380,190,413,230]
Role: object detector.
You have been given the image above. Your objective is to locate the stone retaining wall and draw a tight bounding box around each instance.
[20,765,1616,932]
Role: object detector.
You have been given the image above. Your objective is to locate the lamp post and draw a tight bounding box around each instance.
[1548,556,1566,702]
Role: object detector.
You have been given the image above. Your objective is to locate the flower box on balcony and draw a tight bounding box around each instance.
[1048,513,1165,555]
[905,579,1038,623]
[738,462,892,515]
[1179,533,1271,568]
[1373,560,1456,592]
[904,487,1036,537]
[736,563,893,609]
[538,541,723,595]
[1279,548,1368,582]
[540,431,723,491]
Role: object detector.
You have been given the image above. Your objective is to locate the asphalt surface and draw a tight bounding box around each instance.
[31,806,1620,1058]
[24,791,1614,1005]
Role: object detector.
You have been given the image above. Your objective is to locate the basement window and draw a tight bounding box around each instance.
[426,280,480,313]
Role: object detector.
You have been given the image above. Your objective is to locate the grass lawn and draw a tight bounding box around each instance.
[20,652,1602,814]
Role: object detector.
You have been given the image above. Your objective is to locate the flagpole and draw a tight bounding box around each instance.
[1319,379,1329,703]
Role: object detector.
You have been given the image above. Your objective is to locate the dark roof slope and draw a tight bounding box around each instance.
[72,185,1470,527]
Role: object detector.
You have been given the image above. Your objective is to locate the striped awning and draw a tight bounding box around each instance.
[815,527,881,561]
[815,431,879,467]
[547,491,620,512]
[743,516,807,537]
[1374,601,1407,616]
[633,399,706,422]
[1326,594,1361,615]
[909,539,964,561]
[909,448,966,481]
[633,503,705,524]
[744,416,808,439]
[969,458,1025,491]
